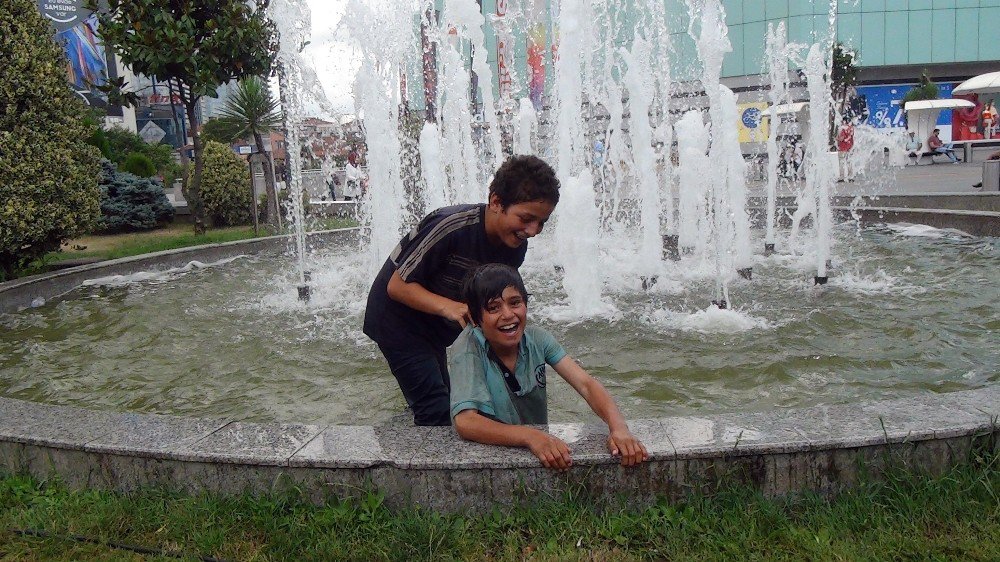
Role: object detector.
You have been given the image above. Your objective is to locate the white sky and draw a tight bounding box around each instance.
[300,0,358,118]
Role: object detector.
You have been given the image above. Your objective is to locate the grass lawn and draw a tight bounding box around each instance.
[0,450,996,561]
[17,218,358,279]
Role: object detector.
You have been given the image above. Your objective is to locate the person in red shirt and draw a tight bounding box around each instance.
[836,117,855,182]
[927,129,960,163]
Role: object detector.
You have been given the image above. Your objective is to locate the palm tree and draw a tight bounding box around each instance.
[216,77,283,228]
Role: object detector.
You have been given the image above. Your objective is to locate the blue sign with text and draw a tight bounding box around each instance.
[855,83,955,130]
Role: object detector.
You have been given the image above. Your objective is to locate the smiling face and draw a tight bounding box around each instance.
[485,195,557,249]
[479,286,528,354]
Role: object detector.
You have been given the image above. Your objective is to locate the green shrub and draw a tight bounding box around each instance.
[97,160,175,233]
[0,0,101,280]
[194,141,253,226]
[902,70,939,105]
[122,152,157,177]
[86,127,182,186]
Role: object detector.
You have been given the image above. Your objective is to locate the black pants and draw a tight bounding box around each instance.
[377,342,451,426]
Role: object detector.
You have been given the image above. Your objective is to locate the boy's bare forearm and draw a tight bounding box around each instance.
[455,410,574,470]
[386,271,470,324]
[554,357,629,431]
[585,381,630,432]
[454,410,538,448]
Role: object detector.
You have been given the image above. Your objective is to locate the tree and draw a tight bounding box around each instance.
[195,141,253,226]
[831,43,859,119]
[89,0,278,234]
[0,0,101,280]
[199,118,238,145]
[214,77,282,228]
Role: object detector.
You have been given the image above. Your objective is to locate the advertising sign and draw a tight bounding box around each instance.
[855,82,955,130]
[36,0,123,116]
[737,102,769,143]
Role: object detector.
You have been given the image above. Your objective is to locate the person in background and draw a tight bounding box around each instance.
[905,131,922,163]
[343,147,363,200]
[927,129,960,163]
[836,117,855,182]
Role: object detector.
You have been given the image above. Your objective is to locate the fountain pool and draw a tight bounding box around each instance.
[2,224,996,426]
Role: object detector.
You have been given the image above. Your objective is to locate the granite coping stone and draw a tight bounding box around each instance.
[0,397,118,449]
[174,421,325,466]
[83,412,231,458]
[0,386,996,471]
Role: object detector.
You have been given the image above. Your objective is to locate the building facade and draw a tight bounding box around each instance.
[427,1,999,143]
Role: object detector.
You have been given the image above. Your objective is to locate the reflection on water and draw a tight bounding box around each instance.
[1,226,997,425]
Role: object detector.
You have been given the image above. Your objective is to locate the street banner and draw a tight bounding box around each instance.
[36,0,123,117]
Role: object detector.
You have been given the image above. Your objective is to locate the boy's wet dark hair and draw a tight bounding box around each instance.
[462,263,529,326]
[488,155,560,208]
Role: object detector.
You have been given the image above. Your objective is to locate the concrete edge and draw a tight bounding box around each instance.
[1,386,996,511]
[0,228,361,314]
[831,206,1000,236]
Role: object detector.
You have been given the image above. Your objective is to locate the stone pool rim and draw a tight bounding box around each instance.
[0,388,996,512]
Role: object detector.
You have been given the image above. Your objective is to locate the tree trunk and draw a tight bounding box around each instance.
[183,99,208,235]
[1,256,15,282]
[254,131,279,230]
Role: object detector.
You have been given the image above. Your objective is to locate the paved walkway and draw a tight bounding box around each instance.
[748,158,992,198]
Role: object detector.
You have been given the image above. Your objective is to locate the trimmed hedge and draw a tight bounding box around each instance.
[195,141,253,226]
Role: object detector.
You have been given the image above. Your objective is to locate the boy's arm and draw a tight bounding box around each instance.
[551,356,649,467]
[453,409,572,470]
[387,270,473,327]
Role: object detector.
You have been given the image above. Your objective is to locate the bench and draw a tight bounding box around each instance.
[961,139,1000,162]
[908,151,951,165]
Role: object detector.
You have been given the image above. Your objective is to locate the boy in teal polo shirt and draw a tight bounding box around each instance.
[449,264,649,471]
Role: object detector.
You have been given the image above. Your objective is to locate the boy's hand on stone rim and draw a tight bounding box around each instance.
[525,430,572,471]
[607,429,649,467]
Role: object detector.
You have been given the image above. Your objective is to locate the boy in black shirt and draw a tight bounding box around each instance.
[363,155,560,426]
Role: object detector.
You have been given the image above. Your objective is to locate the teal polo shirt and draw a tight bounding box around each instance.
[449,325,567,425]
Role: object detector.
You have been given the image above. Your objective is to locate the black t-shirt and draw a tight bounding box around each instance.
[363,204,528,349]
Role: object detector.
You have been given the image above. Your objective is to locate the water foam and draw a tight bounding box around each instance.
[886,223,973,239]
[649,305,772,334]
[81,256,246,287]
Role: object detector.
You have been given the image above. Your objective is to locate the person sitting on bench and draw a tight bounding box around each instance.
[927,129,960,163]
[905,131,922,162]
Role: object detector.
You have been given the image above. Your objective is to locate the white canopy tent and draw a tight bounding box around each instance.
[903,99,975,145]
[953,71,1000,96]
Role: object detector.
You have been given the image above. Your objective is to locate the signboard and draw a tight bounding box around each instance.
[236,145,253,155]
[139,121,166,144]
[737,102,769,143]
[36,0,123,116]
[855,82,956,130]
